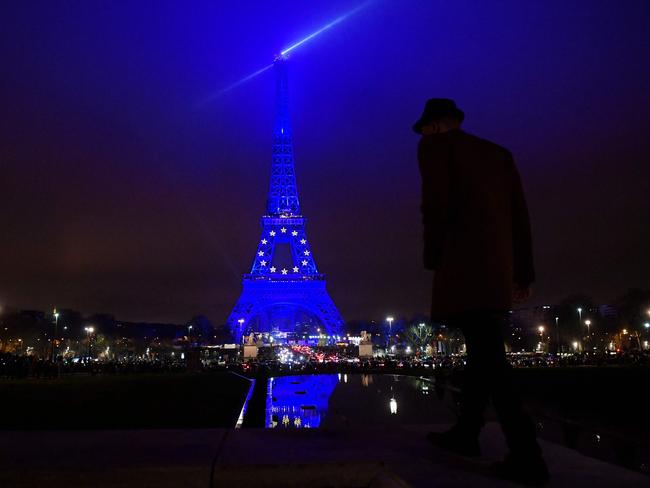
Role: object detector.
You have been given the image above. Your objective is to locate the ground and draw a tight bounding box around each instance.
[1,424,648,487]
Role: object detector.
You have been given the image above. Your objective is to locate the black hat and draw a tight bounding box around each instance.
[412,98,464,134]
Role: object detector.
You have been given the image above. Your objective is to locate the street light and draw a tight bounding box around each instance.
[237,318,245,342]
[51,308,60,361]
[84,326,95,360]
[386,316,394,338]
[418,322,426,352]
[585,319,591,340]
[577,307,583,327]
[555,316,560,354]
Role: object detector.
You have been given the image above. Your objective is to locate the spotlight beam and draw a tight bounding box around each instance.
[280,1,372,56]
[204,1,373,103]
[203,63,274,102]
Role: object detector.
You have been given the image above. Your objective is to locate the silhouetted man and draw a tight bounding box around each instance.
[413,99,549,485]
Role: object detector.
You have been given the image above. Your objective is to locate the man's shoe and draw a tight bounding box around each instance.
[426,428,481,457]
[492,453,550,486]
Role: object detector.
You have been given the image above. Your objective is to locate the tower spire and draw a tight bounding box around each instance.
[266,57,301,216]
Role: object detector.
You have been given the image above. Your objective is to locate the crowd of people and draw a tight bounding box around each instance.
[231,350,649,378]
[1,348,648,380]
[0,352,187,379]
[508,350,650,368]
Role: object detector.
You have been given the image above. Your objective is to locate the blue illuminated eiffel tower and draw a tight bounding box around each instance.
[228,56,343,342]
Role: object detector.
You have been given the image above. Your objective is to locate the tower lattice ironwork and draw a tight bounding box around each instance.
[227,57,343,342]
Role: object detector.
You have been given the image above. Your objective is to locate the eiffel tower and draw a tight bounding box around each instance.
[227,56,343,343]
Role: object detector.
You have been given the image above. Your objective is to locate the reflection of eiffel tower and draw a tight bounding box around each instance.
[227,56,343,343]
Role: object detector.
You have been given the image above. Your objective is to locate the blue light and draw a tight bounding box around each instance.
[207,1,373,101]
[280,1,373,56]
[227,57,343,342]
[266,375,338,428]
[202,63,273,103]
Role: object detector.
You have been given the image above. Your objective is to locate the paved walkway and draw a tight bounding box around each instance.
[1,423,647,487]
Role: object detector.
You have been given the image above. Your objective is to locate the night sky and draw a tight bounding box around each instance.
[1,1,648,324]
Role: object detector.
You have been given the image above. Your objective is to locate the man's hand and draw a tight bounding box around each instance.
[513,284,533,304]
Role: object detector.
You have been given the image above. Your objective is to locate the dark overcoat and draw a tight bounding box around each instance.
[418,129,534,320]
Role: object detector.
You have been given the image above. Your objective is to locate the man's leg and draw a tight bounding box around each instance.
[427,315,489,456]
[475,314,541,458]
[430,315,537,447]
[455,317,493,438]
[472,314,548,484]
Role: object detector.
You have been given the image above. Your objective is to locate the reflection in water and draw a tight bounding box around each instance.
[266,375,338,429]
[390,397,398,414]
[265,374,456,429]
